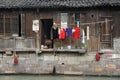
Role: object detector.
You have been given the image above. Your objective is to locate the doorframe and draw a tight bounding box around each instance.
[40,18,53,48]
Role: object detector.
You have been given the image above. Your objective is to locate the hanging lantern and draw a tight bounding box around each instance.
[14,55,18,64]
[95,53,101,61]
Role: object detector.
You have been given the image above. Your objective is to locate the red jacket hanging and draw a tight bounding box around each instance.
[59,29,66,39]
[72,26,80,39]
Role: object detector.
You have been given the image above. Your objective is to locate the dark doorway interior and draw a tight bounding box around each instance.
[41,19,53,48]
[18,14,21,37]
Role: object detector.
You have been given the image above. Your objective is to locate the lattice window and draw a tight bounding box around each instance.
[0,15,19,37]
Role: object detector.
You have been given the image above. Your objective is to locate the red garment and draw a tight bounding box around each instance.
[95,53,100,61]
[59,29,66,39]
[14,56,18,64]
[72,26,80,39]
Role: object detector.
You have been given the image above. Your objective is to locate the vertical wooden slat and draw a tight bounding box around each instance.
[25,13,33,37]
[3,15,5,37]
[10,15,12,36]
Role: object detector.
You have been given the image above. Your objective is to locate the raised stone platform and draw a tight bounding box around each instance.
[0,52,119,76]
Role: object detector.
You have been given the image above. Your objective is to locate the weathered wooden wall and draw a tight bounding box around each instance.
[23,10,120,52]
[112,11,120,38]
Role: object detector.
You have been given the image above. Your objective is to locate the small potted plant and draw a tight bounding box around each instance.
[56,41,61,49]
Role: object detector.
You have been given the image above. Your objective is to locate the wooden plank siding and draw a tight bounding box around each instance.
[112,11,120,38]
[25,13,33,37]
[15,10,120,52]
[80,11,99,52]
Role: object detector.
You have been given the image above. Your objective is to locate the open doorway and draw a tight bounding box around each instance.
[41,19,53,48]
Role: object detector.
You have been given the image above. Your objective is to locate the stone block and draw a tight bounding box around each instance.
[5,70,16,73]
[105,64,116,69]
[94,67,104,72]
[64,71,83,75]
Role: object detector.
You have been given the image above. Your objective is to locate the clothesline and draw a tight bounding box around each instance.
[80,20,113,25]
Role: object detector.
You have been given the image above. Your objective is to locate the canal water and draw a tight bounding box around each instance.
[0,75,119,80]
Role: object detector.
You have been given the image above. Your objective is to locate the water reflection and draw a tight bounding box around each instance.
[0,75,119,80]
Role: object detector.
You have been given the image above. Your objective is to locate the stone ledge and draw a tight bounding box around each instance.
[63,71,83,75]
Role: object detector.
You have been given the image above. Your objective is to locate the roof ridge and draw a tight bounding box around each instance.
[0,0,120,9]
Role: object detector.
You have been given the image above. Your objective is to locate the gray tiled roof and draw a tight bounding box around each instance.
[0,0,120,9]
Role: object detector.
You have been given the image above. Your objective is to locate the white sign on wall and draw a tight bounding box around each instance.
[32,20,39,32]
[61,13,68,29]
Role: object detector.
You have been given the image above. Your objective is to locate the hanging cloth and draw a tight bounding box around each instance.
[59,29,66,39]
[82,29,85,44]
[72,26,80,39]
[66,27,72,38]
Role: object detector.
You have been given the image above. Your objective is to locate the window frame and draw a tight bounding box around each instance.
[0,14,19,37]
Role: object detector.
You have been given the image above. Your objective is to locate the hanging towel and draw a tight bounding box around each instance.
[82,29,85,44]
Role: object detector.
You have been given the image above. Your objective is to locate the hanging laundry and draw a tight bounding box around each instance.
[72,26,80,39]
[66,27,72,38]
[59,29,66,39]
[82,29,85,44]
[87,26,90,40]
[51,27,58,39]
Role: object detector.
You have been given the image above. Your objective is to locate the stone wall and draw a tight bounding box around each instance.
[114,38,120,54]
[0,52,120,76]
